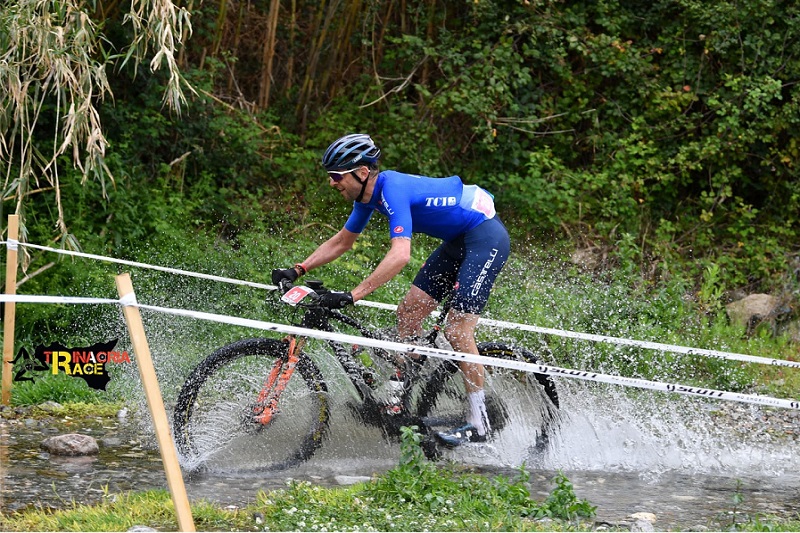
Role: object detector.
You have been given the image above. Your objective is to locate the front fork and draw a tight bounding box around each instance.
[250,336,304,426]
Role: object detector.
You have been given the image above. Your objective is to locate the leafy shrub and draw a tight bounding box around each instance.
[366,426,596,522]
[12,374,106,406]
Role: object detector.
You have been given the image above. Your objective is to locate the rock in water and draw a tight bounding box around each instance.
[41,433,100,456]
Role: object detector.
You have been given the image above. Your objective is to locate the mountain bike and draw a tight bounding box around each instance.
[172,280,561,472]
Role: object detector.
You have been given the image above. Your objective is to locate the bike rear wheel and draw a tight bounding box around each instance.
[414,341,560,454]
[173,338,330,472]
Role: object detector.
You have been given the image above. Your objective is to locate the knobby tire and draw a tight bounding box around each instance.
[173,338,330,472]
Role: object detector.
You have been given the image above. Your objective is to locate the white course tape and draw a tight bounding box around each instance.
[130,300,800,411]
[119,293,138,307]
[475,317,800,370]
[8,241,272,290]
[1,293,798,410]
[3,240,797,370]
[0,294,120,305]
[358,301,800,370]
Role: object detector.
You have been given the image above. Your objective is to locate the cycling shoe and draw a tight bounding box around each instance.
[435,423,488,448]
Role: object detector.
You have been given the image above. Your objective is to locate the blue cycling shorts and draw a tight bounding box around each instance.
[412,217,510,314]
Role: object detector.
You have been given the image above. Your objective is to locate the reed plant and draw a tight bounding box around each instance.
[0,0,190,261]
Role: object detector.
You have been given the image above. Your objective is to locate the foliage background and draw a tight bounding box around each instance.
[2,0,800,400]
[4,0,800,284]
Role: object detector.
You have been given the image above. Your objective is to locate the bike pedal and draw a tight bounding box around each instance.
[382,404,403,416]
[362,371,378,388]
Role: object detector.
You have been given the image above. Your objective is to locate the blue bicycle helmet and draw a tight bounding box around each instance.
[322,134,381,171]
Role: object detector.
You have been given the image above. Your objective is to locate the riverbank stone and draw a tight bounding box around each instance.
[37,401,64,413]
[41,433,99,456]
[630,519,655,532]
[629,512,657,532]
[725,293,790,332]
[334,475,372,485]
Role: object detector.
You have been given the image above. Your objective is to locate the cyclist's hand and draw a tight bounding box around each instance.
[272,267,299,286]
[317,291,354,309]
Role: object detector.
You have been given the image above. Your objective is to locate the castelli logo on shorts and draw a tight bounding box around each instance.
[393,226,404,234]
[471,248,499,296]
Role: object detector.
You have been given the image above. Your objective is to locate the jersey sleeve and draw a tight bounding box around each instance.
[343,202,374,234]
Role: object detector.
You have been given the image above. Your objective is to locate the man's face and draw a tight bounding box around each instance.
[329,167,365,202]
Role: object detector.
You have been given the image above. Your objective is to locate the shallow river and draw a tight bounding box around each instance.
[2,380,800,531]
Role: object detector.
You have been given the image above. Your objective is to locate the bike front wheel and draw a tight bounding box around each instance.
[414,341,560,454]
[172,338,330,472]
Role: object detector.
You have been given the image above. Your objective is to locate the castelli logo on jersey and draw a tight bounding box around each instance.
[381,193,395,215]
[393,226,404,234]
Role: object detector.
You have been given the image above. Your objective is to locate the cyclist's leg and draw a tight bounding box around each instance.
[442,309,490,437]
[443,310,491,436]
[397,285,438,339]
[442,310,482,390]
[439,218,510,443]
[397,240,461,338]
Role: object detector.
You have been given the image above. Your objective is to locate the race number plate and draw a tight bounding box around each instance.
[281,285,316,306]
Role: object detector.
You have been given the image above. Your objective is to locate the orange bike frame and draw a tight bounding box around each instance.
[252,336,304,425]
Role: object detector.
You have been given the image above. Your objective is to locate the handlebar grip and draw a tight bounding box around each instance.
[305,279,326,292]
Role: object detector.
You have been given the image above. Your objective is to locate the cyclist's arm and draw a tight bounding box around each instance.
[300,228,359,271]
[351,237,411,302]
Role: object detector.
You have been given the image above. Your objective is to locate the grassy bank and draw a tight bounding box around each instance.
[1,426,597,532]
[5,221,799,533]
[2,422,799,533]
[3,487,799,532]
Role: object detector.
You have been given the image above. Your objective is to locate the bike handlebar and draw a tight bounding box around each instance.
[277,279,295,294]
[277,279,331,294]
[277,279,342,310]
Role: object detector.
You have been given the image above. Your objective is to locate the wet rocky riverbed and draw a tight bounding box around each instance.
[1,401,799,531]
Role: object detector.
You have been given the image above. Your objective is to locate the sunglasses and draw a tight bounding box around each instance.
[327,167,361,182]
[327,170,351,182]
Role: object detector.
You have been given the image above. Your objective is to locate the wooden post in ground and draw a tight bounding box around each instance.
[115,273,196,532]
[2,215,20,405]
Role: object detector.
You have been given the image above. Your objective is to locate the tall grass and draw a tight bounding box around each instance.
[0,0,190,256]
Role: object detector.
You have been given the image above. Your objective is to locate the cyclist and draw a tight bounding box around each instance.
[272,133,510,447]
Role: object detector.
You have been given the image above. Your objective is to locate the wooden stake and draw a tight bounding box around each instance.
[2,215,19,405]
[115,273,196,532]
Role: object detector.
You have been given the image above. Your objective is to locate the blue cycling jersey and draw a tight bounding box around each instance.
[344,170,497,241]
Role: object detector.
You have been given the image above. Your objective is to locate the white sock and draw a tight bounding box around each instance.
[466,390,490,436]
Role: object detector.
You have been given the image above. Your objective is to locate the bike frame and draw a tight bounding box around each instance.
[252,280,445,435]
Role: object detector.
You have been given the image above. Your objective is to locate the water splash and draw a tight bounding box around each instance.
[538,379,800,482]
[79,259,799,489]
